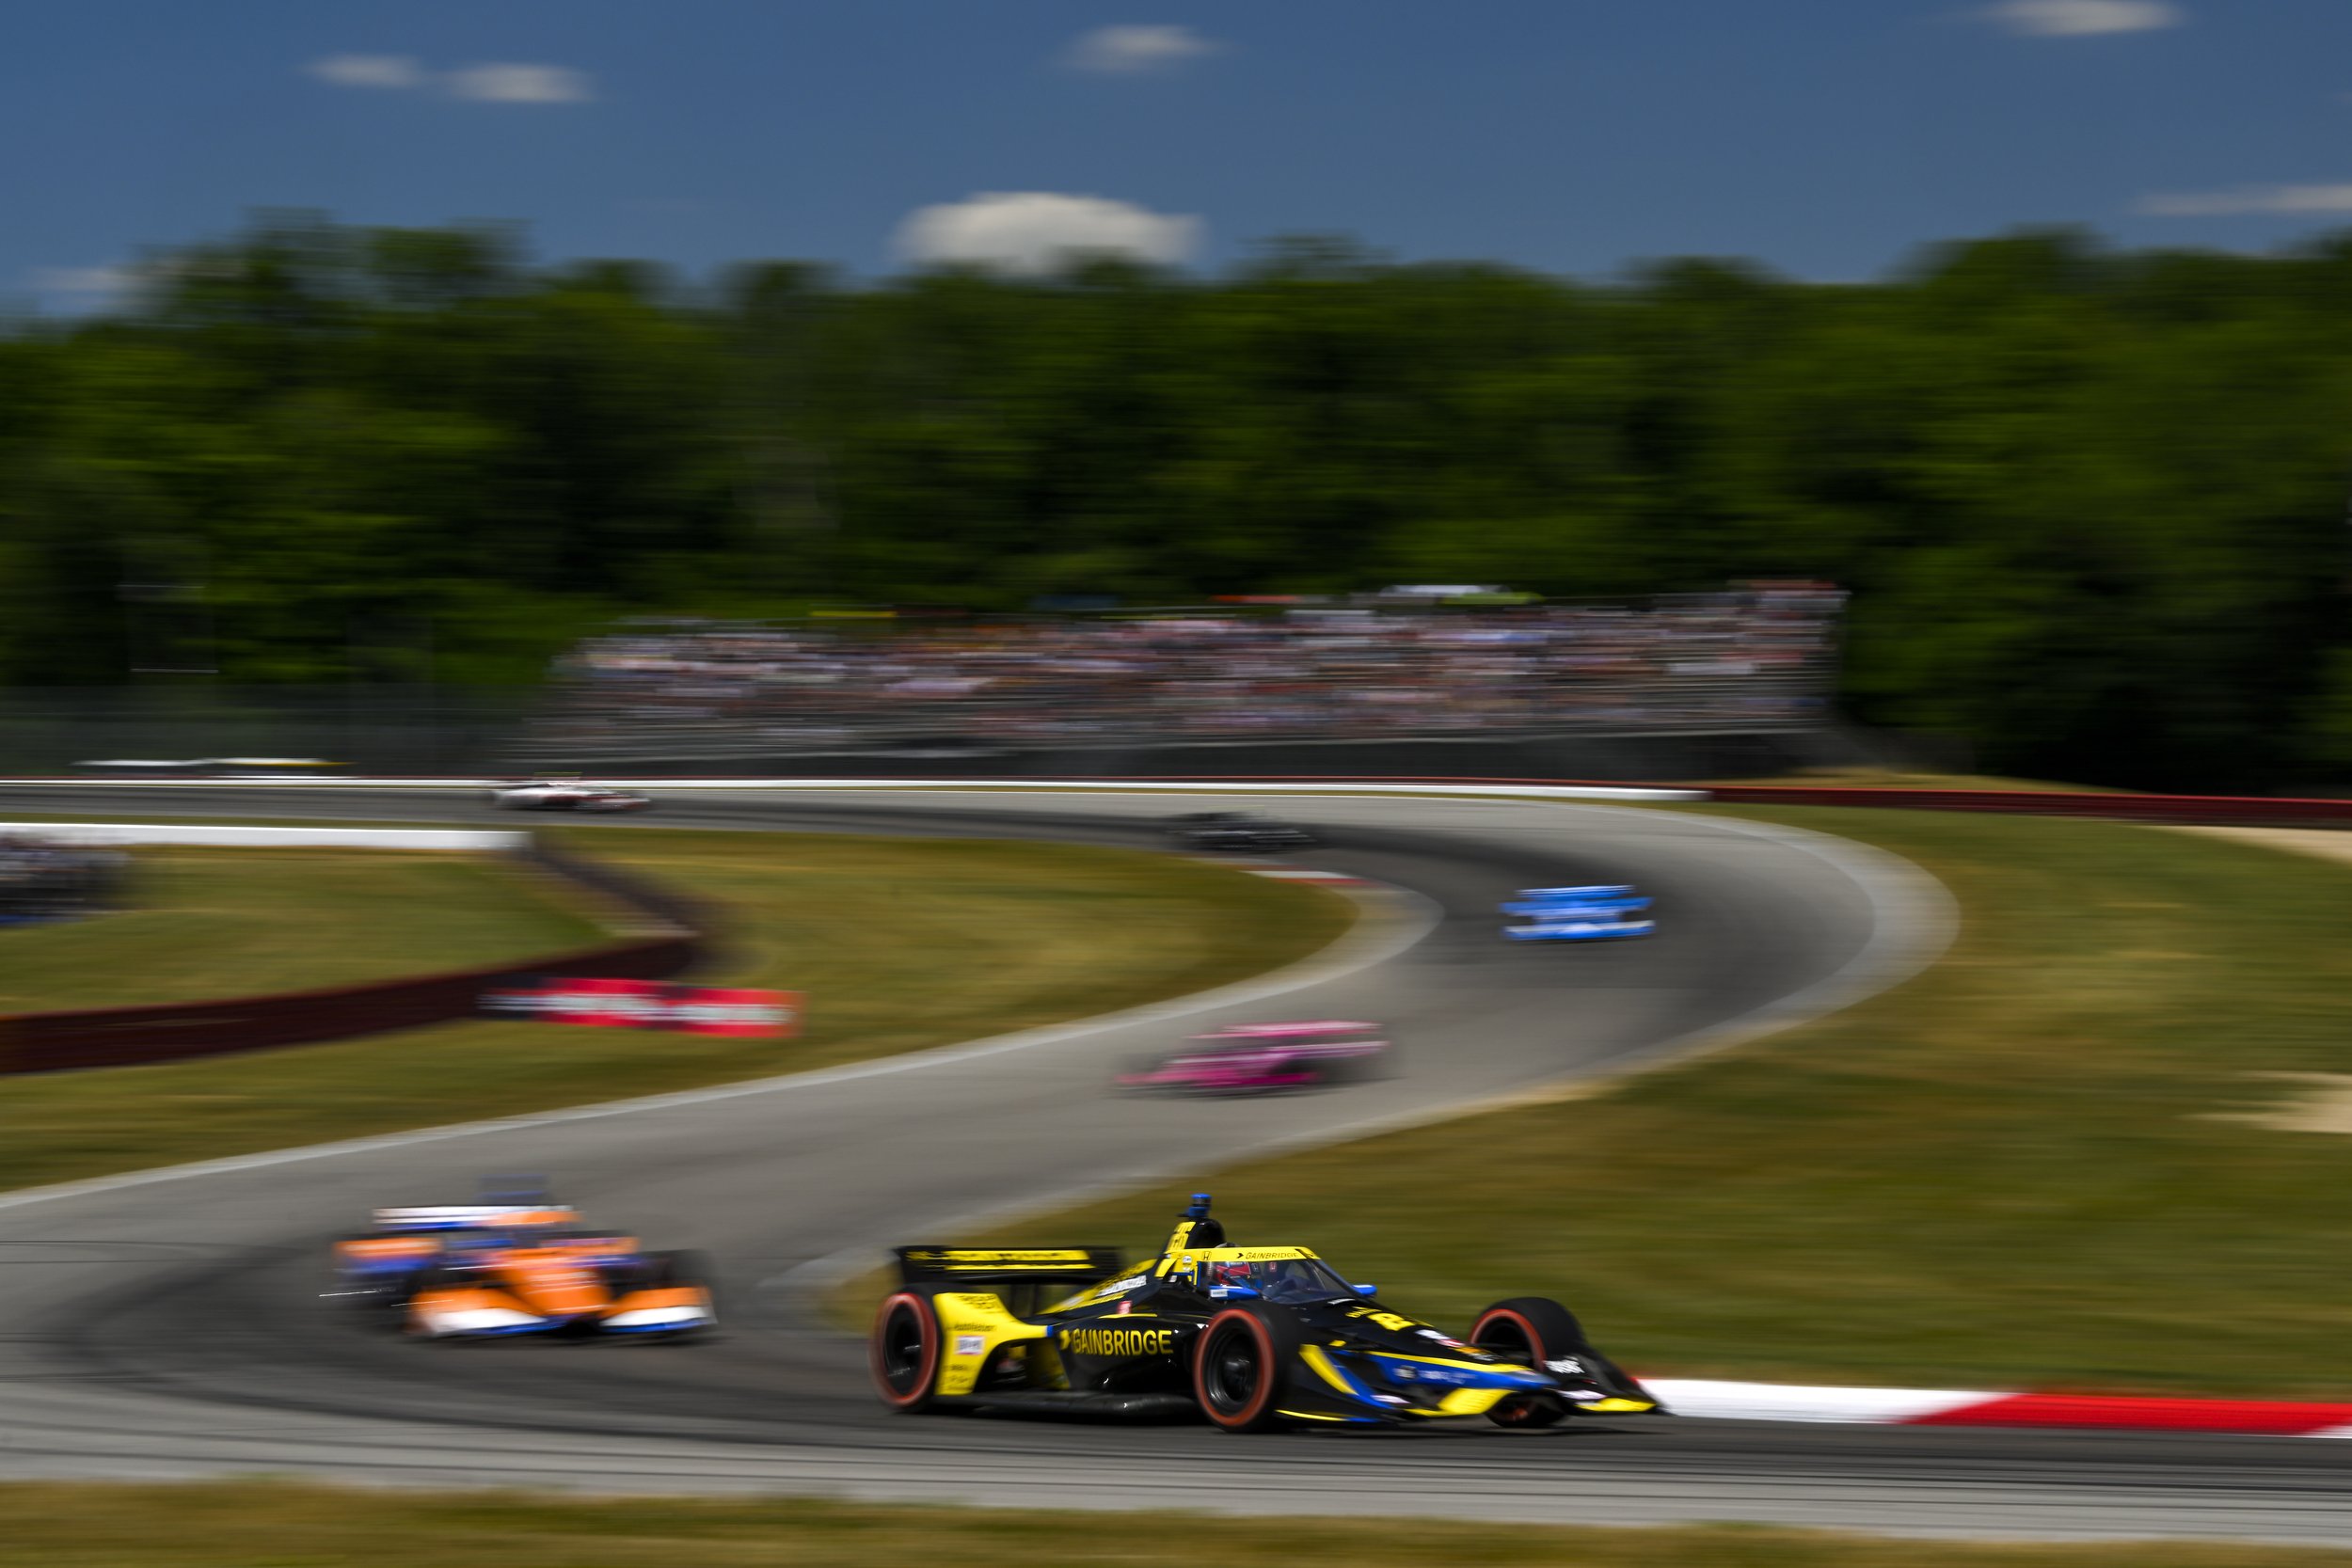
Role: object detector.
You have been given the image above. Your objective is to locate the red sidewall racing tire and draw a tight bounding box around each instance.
[1193,1307,1295,1433]
[871,1291,942,1412]
[1470,1297,1584,1429]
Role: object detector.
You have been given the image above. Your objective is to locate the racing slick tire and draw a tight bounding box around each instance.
[326,1243,430,1329]
[368,1264,434,1329]
[399,1263,470,1341]
[1320,1049,1391,1087]
[1193,1304,1301,1433]
[632,1248,720,1331]
[1470,1296,1585,1429]
[636,1247,713,1290]
[871,1291,945,1413]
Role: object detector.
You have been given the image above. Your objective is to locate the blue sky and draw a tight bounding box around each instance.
[11,0,2352,309]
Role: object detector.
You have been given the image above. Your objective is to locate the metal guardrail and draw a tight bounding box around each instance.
[0,838,708,1075]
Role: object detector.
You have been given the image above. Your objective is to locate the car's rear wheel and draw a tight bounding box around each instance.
[1470,1296,1585,1428]
[1193,1306,1297,1433]
[871,1292,943,1412]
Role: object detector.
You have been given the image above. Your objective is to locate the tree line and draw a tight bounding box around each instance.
[5,213,2350,789]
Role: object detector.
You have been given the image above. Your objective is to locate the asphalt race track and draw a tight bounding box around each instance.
[3,784,2351,1543]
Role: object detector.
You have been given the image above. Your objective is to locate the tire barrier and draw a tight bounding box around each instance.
[0,837,707,1076]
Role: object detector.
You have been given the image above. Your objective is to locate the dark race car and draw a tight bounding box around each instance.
[1163,811,1317,854]
[326,1179,715,1339]
[869,1193,1660,1432]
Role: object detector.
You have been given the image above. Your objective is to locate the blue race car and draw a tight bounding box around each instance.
[1501,884,1655,942]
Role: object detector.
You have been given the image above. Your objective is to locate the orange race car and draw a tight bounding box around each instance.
[326,1180,715,1339]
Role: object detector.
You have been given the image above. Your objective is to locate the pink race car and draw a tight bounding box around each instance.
[1115,1021,1392,1096]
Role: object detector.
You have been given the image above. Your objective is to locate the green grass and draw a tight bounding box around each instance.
[970,807,2352,1400]
[0,848,606,1011]
[5,1481,2349,1568]
[0,828,1350,1195]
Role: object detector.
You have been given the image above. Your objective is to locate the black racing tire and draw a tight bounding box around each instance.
[1470,1296,1587,1429]
[1470,1295,1585,1364]
[632,1248,720,1327]
[380,1265,435,1327]
[1486,1392,1570,1428]
[871,1291,944,1412]
[1115,1053,1175,1094]
[399,1262,462,1339]
[1193,1305,1299,1433]
[327,1247,429,1330]
[635,1247,712,1289]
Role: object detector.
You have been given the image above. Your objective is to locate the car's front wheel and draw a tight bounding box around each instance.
[1193,1305,1298,1433]
[1470,1295,1584,1362]
[871,1292,943,1412]
[1470,1296,1585,1428]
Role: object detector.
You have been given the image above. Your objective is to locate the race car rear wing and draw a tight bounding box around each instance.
[894,1245,1123,1288]
[372,1204,579,1231]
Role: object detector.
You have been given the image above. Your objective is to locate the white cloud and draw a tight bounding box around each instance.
[34,265,135,296]
[1063,24,1219,74]
[1981,1,2183,36]
[28,264,140,312]
[307,53,425,88]
[443,62,595,103]
[2138,182,2352,216]
[896,192,1201,276]
[303,54,592,103]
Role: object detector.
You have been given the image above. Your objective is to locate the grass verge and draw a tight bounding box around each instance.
[0,829,1349,1196]
[0,848,605,1011]
[0,1481,2344,1568]
[970,807,2352,1400]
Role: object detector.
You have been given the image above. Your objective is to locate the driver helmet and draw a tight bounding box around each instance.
[1209,1260,1253,1290]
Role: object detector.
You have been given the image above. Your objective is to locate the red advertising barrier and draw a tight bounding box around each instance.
[0,840,711,1075]
[483,978,801,1037]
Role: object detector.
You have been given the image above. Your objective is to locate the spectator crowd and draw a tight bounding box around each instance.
[529,583,1845,763]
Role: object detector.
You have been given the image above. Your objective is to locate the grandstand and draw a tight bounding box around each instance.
[521,582,1845,768]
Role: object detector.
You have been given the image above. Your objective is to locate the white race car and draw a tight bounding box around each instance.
[487,780,652,813]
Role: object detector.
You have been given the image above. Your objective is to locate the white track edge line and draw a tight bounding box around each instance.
[768,794,1961,1307]
[0,867,1437,1217]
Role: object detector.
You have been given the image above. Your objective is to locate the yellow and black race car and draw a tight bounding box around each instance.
[869,1194,1661,1432]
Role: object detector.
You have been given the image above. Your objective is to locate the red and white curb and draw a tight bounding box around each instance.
[1644,1377,2352,1437]
[1237,863,1369,886]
